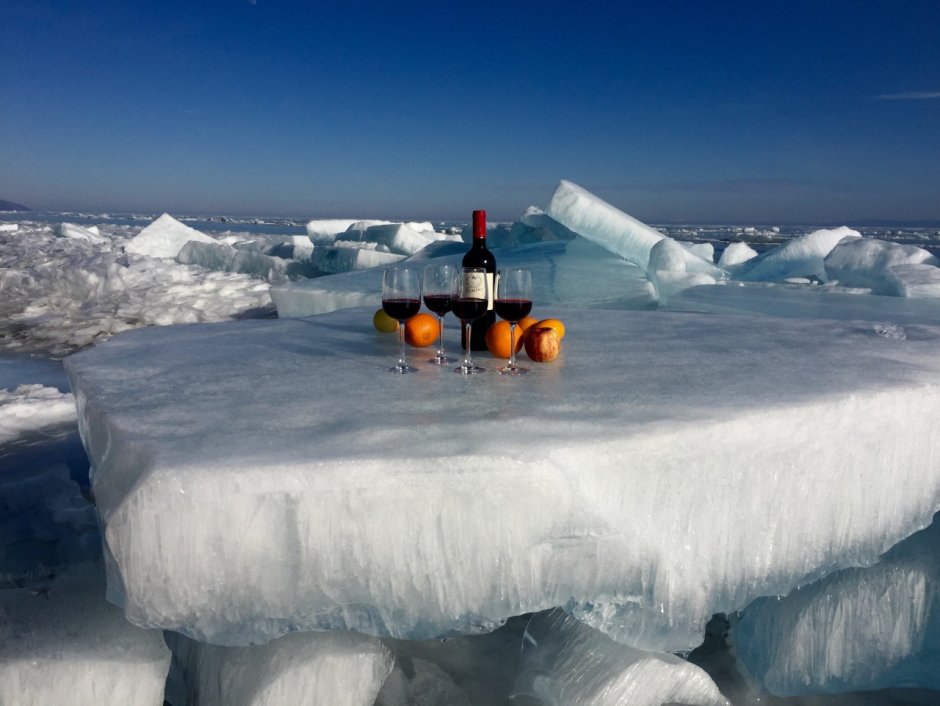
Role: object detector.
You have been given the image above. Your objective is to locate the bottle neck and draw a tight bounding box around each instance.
[471,234,487,248]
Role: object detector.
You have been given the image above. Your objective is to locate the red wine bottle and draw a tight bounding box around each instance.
[461,209,496,350]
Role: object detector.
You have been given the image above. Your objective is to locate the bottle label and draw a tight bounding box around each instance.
[464,272,495,309]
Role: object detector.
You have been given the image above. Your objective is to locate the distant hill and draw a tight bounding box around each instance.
[0,198,30,212]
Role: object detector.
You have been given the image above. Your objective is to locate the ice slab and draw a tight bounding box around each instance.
[512,610,729,706]
[167,630,393,706]
[546,180,722,283]
[310,245,406,274]
[306,219,364,244]
[0,575,171,706]
[731,513,940,695]
[271,238,656,318]
[737,226,860,283]
[717,241,758,269]
[177,240,286,280]
[884,263,940,298]
[667,281,940,327]
[125,213,215,259]
[65,308,940,648]
[824,237,939,294]
[57,222,106,244]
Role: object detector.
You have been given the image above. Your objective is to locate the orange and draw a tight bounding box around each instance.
[485,319,526,358]
[534,318,565,340]
[518,316,538,335]
[404,312,438,347]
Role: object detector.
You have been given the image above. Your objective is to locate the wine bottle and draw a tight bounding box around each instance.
[462,209,496,350]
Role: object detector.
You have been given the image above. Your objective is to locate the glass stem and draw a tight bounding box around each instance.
[464,321,473,367]
[398,322,406,367]
[438,315,445,357]
[508,322,517,368]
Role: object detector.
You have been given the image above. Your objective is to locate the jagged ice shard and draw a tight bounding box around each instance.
[64,308,940,652]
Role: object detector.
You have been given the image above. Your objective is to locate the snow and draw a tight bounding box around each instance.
[738,226,861,283]
[824,236,939,293]
[731,513,939,695]
[0,574,171,706]
[0,384,75,444]
[167,631,394,706]
[64,308,940,651]
[124,212,216,259]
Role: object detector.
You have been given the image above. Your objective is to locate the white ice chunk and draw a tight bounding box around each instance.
[824,237,939,294]
[306,219,364,244]
[683,241,714,263]
[310,246,406,274]
[883,263,940,298]
[512,610,730,706]
[738,226,860,283]
[717,241,758,269]
[647,238,720,305]
[177,240,286,280]
[0,384,76,444]
[167,631,393,706]
[731,514,939,695]
[125,213,216,259]
[365,223,437,255]
[0,223,19,232]
[290,234,314,261]
[64,309,940,648]
[0,576,171,706]
[57,223,106,244]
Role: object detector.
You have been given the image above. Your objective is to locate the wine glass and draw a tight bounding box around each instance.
[422,264,457,365]
[495,268,533,375]
[382,268,421,374]
[453,266,489,375]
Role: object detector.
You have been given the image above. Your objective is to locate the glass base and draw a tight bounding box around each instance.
[428,352,456,365]
[454,363,485,375]
[498,363,529,376]
[389,362,418,374]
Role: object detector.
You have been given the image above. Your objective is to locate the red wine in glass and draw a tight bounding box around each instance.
[381,268,421,374]
[423,294,452,316]
[495,268,533,376]
[382,298,421,321]
[452,297,487,321]
[494,298,532,323]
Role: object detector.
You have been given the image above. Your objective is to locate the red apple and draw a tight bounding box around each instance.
[524,326,561,362]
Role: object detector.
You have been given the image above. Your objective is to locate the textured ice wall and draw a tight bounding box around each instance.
[65,309,940,649]
[167,630,393,706]
[0,576,171,706]
[731,514,940,695]
[512,610,729,706]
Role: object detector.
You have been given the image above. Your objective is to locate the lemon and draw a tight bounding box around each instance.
[373,308,398,333]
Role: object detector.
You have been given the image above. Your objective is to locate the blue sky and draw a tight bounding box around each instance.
[2,1,938,222]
